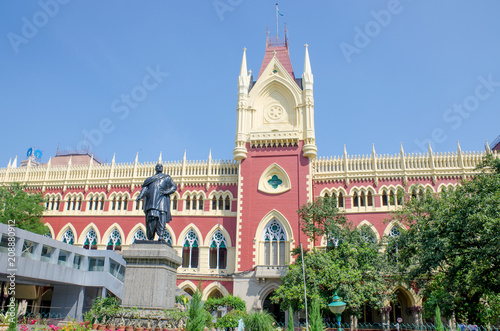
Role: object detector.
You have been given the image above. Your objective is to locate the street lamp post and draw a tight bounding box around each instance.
[328,293,346,331]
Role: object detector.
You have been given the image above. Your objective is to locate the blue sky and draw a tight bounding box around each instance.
[1,1,500,166]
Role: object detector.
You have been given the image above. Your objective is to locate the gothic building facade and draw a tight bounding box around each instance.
[1,33,496,324]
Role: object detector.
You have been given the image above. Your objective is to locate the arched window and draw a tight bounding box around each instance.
[77,197,82,210]
[397,189,404,206]
[389,191,396,206]
[353,192,359,207]
[116,197,122,210]
[218,197,223,210]
[107,229,122,251]
[163,230,173,245]
[182,230,199,268]
[224,196,230,211]
[198,196,204,210]
[262,220,286,266]
[62,229,75,245]
[338,192,344,208]
[389,226,401,238]
[133,229,147,243]
[111,197,116,210]
[66,197,71,210]
[186,196,191,210]
[55,197,60,211]
[192,196,197,210]
[89,197,94,211]
[83,229,98,250]
[360,192,366,207]
[367,192,373,206]
[359,225,376,243]
[209,230,227,269]
[212,197,217,210]
[327,236,340,250]
[172,196,178,210]
[382,190,388,206]
[99,195,104,210]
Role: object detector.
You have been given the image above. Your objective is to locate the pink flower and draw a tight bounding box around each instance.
[31,320,36,324]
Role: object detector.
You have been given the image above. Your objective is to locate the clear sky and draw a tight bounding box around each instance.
[1,1,500,166]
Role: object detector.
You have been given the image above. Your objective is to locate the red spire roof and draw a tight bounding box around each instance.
[257,35,295,80]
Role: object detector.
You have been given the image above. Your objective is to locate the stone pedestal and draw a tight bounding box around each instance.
[121,241,182,310]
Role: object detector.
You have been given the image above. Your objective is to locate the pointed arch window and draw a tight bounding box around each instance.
[83,229,98,250]
[212,197,217,210]
[367,191,373,206]
[262,219,287,266]
[186,196,191,210]
[224,196,230,211]
[389,226,401,238]
[338,192,344,208]
[55,197,60,211]
[172,196,178,210]
[353,192,359,207]
[382,190,388,206]
[198,196,204,210]
[360,192,366,207]
[89,197,94,211]
[133,229,147,243]
[62,229,75,245]
[218,197,223,210]
[209,230,227,269]
[107,229,122,251]
[77,197,82,210]
[182,230,199,268]
[163,230,173,246]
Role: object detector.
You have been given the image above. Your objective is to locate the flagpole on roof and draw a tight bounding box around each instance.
[276,3,279,39]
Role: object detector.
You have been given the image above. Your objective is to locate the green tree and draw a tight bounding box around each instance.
[274,196,391,319]
[186,289,206,331]
[435,306,444,331]
[287,307,294,331]
[0,183,48,235]
[392,154,500,323]
[309,296,324,331]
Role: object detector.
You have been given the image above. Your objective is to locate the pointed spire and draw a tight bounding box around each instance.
[47,157,52,166]
[428,142,433,154]
[7,158,11,168]
[240,48,248,77]
[12,156,18,168]
[134,152,139,163]
[111,153,116,164]
[303,44,312,74]
[208,149,212,161]
[302,44,314,90]
[485,140,491,153]
[372,143,376,155]
[183,150,187,162]
[400,142,405,154]
[343,144,347,156]
[457,140,462,153]
[67,155,72,166]
[238,48,250,93]
[158,151,162,163]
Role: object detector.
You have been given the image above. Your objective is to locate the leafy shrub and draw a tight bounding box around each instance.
[214,310,246,329]
[204,295,246,313]
[243,311,275,331]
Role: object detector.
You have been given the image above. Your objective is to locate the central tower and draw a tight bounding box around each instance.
[233,32,316,161]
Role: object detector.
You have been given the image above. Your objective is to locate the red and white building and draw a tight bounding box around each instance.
[2,33,497,324]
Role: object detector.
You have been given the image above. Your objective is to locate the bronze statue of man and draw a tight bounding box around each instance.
[136,163,177,241]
